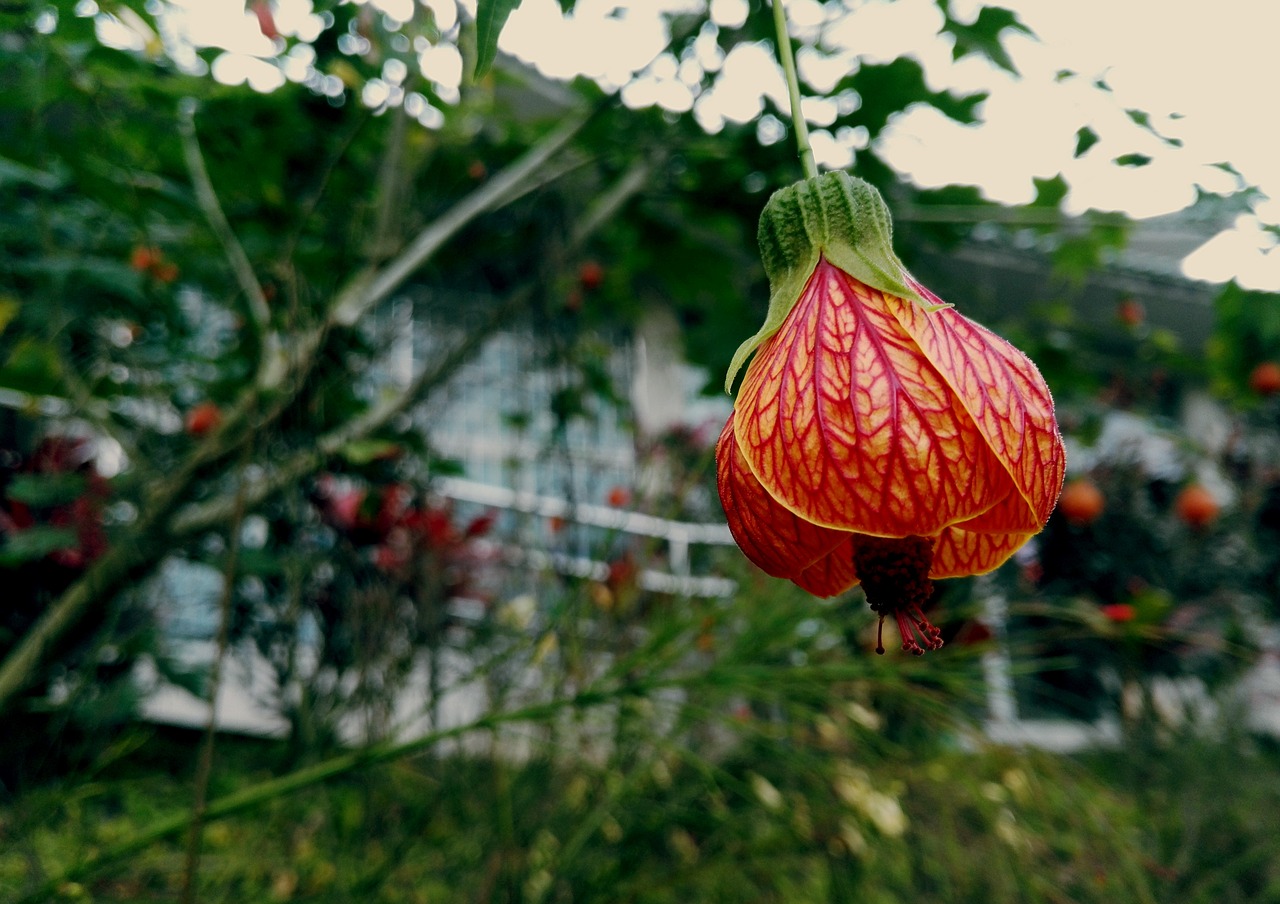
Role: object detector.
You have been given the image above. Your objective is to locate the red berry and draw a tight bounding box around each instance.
[579,261,604,291]
[1116,298,1144,327]
[1058,478,1104,526]
[1100,603,1136,623]
[1249,361,1280,396]
[1175,484,1219,529]
[185,402,222,437]
[606,486,631,508]
[466,160,487,181]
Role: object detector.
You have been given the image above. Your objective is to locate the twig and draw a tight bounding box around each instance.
[179,443,253,904]
[0,115,595,716]
[177,100,273,339]
[166,156,654,540]
[328,110,590,329]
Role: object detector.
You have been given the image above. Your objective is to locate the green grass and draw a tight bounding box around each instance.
[5,724,1280,903]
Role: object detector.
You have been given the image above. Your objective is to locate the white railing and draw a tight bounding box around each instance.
[433,476,736,594]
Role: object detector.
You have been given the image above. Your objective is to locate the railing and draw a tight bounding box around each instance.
[434,476,738,598]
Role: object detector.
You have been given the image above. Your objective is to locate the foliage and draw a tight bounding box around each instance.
[1,1,1279,901]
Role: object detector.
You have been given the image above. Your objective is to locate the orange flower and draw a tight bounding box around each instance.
[717,173,1065,655]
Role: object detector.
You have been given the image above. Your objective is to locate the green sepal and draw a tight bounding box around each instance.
[724,171,948,393]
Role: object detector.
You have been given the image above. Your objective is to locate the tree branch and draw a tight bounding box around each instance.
[178,100,274,341]
[0,115,599,715]
[167,156,653,540]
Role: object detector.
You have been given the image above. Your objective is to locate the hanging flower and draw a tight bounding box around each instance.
[717,172,1065,655]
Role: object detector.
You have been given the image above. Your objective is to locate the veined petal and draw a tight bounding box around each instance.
[889,281,1066,531]
[931,525,1030,578]
[733,257,1010,538]
[716,419,857,597]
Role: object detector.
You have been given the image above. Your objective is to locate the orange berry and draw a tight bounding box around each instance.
[1249,361,1280,396]
[1174,484,1219,529]
[1058,478,1105,526]
[606,486,631,508]
[130,246,160,272]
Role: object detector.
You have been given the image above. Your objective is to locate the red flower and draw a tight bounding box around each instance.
[717,173,1065,655]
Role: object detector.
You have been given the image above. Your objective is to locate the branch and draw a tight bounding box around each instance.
[167,156,654,540]
[0,113,603,716]
[328,110,590,328]
[178,101,273,336]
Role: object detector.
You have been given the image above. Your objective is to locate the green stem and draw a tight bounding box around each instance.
[771,0,817,180]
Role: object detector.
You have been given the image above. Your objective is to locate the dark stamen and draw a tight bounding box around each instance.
[852,535,944,656]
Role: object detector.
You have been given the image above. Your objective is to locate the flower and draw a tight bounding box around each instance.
[717,172,1065,655]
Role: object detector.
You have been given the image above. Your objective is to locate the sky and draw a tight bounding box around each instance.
[91,0,1280,290]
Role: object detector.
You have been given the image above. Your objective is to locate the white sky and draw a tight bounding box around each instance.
[91,0,1280,290]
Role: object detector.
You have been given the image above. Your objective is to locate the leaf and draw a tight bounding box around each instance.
[941,6,1033,75]
[0,338,65,396]
[0,526,78,566]
[474,0,524,80]
[1125,108,1183,147]
[1074,126,1099,158]
[841,58,986,138]
[6,474,87,508]
[338,439,402,465]
[1114,153,1152,167]
[1031,174,1068,209]
[0,295,18,335]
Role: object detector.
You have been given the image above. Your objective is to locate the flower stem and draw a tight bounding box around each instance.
[770,0,817,180]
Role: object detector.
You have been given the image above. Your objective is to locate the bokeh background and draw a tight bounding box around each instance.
[3,2,1280,901]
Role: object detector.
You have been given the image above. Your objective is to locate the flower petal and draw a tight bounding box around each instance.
[716,418,857,597]
[733,258,1010,538]
[931,525,1030,578]
[888,281,1065,531]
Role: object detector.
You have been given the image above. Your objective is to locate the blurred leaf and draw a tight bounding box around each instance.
[841,57,987,137]
[0,155,63,190]
[1125,109,1182,147]
[1073,126,1098,158]
[0,295,18,335]
[474,0,524,79]
[6,474,87,508]
[339,438,402,465]
[0,526,78,566]
[0,338,65,396]
[1031,174,1068,209]
[1113,153,1152,167]
[940,5,1033,74]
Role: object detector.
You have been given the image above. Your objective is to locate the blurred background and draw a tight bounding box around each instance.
[2,1,1280,901]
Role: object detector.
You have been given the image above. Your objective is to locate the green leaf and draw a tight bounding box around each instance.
[0,526,78,566]
[474,0,524,79]
[1114,153,1152,167]
[1074,126,1099,158]
[6,474,87,508]
[338,439,403,465]
[0,338,65,396]
[941,6,1033,75]
[1031,174,1068,209]
[0,295,18,335]
[841,58,986,138]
